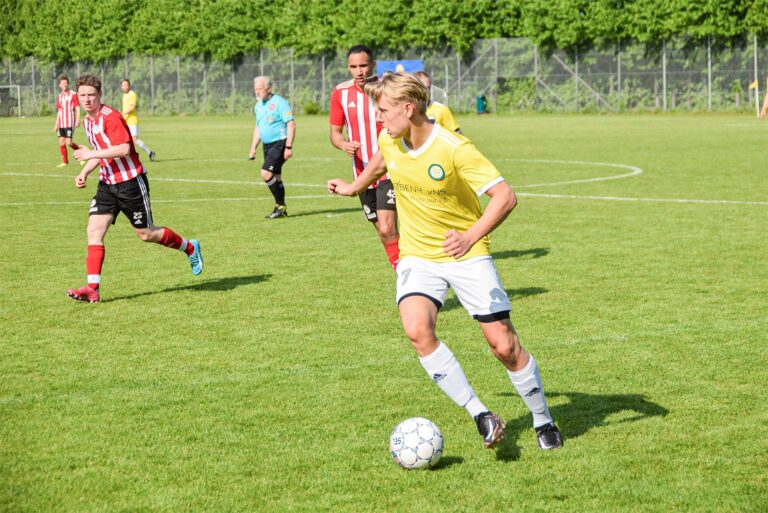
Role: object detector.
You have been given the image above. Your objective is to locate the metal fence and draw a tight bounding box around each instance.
[2,37,767,117]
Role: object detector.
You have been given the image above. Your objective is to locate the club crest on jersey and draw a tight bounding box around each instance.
[427,164,445,181]
[269,103,276,110]
[268,115,274,123]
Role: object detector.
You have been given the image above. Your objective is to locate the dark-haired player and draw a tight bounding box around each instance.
[329,45,399,270]
[53,76,82,167]
[66,74,203,303]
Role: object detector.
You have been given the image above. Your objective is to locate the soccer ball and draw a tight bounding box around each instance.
[389,417,443,469]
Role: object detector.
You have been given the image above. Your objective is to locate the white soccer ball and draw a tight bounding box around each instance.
[389,417,443,470]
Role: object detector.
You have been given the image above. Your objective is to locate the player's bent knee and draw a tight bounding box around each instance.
[401,321,436,347]
[134,229,154,242]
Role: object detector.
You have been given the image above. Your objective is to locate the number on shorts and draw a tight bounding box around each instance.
[400,268,412,285]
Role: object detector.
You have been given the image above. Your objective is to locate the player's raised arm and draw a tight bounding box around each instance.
[328,151,386,196]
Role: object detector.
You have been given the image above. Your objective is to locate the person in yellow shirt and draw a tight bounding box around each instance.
[413,70,462,134]
[121,79,155,161]
[328,72,562,451]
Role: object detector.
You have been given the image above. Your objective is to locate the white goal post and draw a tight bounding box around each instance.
[0,85,21,117]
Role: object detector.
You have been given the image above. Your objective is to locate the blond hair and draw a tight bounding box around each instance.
[364,72,429,115]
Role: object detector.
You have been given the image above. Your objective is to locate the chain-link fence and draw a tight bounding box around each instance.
[2,37,767,117]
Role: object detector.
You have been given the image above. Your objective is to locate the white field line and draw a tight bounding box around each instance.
[2,158,766,207]
[497,158,643,188]
[518,192,768,206]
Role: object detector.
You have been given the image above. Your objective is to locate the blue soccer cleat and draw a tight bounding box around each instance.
[188,239,203,275]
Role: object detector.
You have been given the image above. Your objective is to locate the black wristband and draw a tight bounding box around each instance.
[286,145,292,149]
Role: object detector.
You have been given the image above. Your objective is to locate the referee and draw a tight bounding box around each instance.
[248,76,296,218]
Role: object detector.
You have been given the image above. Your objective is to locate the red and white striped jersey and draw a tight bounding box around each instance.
[56,90,79,129]
[329,78,388,186]
[84,105,144,184]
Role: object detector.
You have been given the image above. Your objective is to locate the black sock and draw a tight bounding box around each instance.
[266,177,286,206]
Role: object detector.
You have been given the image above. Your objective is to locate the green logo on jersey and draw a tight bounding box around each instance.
[427,164,445,181]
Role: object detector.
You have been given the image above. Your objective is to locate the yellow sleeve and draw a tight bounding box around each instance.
[453,141,502,195]
[439,107,460,132]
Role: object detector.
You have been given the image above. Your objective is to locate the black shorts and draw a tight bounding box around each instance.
[262,140,287,175]
[58,127,74,138]
[90,173,153,229]
[359,179,396,223]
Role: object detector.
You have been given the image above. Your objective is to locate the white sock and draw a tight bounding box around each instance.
[507,355,553,428]
[136,139,151,154]
[419,341,487,418]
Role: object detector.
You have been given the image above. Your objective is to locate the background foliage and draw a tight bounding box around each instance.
[2,0,768,63]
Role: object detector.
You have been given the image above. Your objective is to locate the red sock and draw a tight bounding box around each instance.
[86,244,105,289]
[384,238,400,270]
[70,142,79,150]
[59,145,68,164]
[159,228,193,254]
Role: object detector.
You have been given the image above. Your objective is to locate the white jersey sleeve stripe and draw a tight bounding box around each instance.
[476,176,505,197]
[356,91,369,164]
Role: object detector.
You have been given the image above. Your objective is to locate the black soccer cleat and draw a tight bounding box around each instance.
[535,422,563,450]
[266,205,288,219]
[149,151,156,162]
[474,411,506,449]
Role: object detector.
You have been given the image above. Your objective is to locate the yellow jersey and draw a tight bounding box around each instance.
[377,123,504,262]
[121,90,139,126]
[426,102,460,133]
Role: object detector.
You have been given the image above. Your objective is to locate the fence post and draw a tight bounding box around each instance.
[203,60,208,115]
[6,58,11,84]
[574,49,579,112]
[707,36,712,111]
[124,58,129,80]
[617,42,622,107]
[493,39,498,113]
[754,33,759,116]
[150,55,155,114]
[290,47,295,105]
[456,53,461,112]
[260,48,264,76]
[321,54,326,112]
[231,63,236,115]
[176,56,181,114]
[534,44,539,111]
[662,38,667,111]
[31,56,38,115]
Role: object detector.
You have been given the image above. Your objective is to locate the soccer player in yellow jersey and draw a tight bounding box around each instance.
[121,79,155,161]
[413,71,462,134]
[328,72,562,451]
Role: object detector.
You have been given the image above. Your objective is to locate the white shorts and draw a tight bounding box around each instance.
[128,125,139,137]
[396,256,511,321]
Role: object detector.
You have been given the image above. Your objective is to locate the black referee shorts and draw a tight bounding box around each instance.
[262,140,287,175]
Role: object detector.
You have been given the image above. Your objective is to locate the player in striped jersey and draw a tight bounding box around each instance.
[328,72,562,451]
[413,71,462,134]
[330,45,399,270]
[53,76,82,168]
[66,74,203,303]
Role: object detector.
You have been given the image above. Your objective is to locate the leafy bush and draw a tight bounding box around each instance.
[302,100,322,115]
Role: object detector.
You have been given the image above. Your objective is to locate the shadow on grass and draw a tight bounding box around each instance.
[441,286,547,313]
[493,391,669,462]
[288,207,361,218]
[431,455,464,470]
[492,247,550,260]
[106,274,272,302]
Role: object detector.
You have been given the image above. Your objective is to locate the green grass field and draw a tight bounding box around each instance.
[1,113,766,513]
